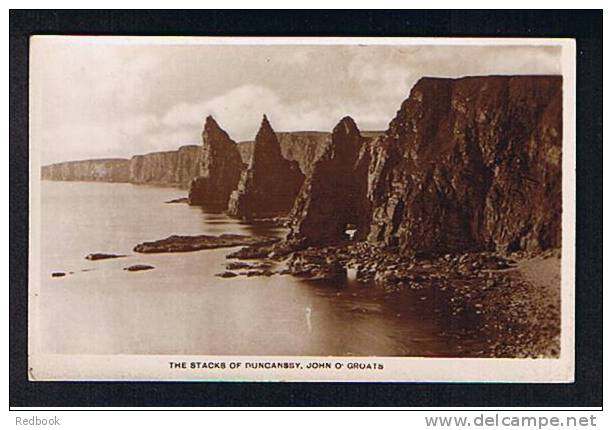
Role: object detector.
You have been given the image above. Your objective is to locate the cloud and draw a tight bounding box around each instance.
[40,113,199,164]
[33,41,562,164]
[161,85,284,139]
[160,82,395,143]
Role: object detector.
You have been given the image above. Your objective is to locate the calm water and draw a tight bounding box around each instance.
[36,181,481,356]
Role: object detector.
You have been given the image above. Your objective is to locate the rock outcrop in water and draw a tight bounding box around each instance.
[41,158,131,183]
[287,116,371,245]
[133,233,279,253]
[129,145,201,188]
[187,116,245,207]
[227,115,305,219]
[366,75,562,256]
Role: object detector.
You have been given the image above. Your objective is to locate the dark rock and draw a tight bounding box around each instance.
[227,115,305,219]
[164,197,189,204]
[216,271,238,278]
[188,116,245,207]
[123,264,155,272]
[267,240,306,259]
[225,261,273,271]
[134,234,279,253]
[237,131,333,177]
[366,75,562,256]
[51,272,66,277]
[245,269,275,277]
[85,253,126,261]
[226,245,274,260]
[287,116,372,245]
[286,250,347,281]
[225,261,253,270]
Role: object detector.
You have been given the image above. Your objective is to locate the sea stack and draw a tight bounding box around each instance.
[227,115,305,219]
[188,116,245,207]
[366,75,563,256]
[287,116,371,245]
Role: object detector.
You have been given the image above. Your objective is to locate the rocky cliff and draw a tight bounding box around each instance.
[365,75,562,256]
[41,158,131,183]
[288,117,372,245]
[129,145,200,188]
[228,115,305,219]
[42,128,380,193]
[237,131,332,176]
[187,116,245,207]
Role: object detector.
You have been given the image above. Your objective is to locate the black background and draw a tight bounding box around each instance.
[9,9,603,408]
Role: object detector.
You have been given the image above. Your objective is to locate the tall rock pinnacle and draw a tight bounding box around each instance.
[287,116,371,245]
[187,116,245,208]
[227,115,305,219]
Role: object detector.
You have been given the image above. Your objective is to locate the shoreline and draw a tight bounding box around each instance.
[222,240,562,358]
[40,180,562,358]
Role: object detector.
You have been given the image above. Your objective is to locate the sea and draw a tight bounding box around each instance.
[34,181,483,356]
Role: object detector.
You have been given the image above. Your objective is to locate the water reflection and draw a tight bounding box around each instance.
[37,181,487,357]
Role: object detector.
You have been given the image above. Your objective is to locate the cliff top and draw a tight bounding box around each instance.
[415,74,562,85]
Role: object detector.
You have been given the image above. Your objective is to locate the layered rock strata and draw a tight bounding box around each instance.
[129,145,200,188]
[227,115,305,219]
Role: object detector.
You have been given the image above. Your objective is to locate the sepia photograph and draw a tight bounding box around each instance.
[27,36,576,382]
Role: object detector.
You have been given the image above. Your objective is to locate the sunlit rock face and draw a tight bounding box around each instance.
[366,75,563,256]
[128,145,201,188]
[187,116,245,208]
[287,116,372,246]
[227,115,305,219]
[41,159,131,183]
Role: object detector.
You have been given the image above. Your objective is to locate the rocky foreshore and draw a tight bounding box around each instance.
[223,239,561,358]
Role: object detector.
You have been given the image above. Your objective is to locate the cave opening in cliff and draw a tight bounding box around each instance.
[345,223,358,241]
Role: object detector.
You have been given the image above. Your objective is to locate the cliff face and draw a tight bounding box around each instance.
[129,145,200,188]
[288,117,372,245]
[187,116,245,207]
[228,115,305,219]
[366,75,562,255]
[237,131,332,176]
[41,158,130,183]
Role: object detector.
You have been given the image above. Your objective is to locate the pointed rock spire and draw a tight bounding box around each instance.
[187,116,245,208]
[334,116,360,137]
[227,117,305,219]
[287,116,370,245]
[202,115,232,144]
[251,114,282,163]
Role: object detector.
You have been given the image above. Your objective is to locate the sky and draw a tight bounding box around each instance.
[30,38,562,164]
